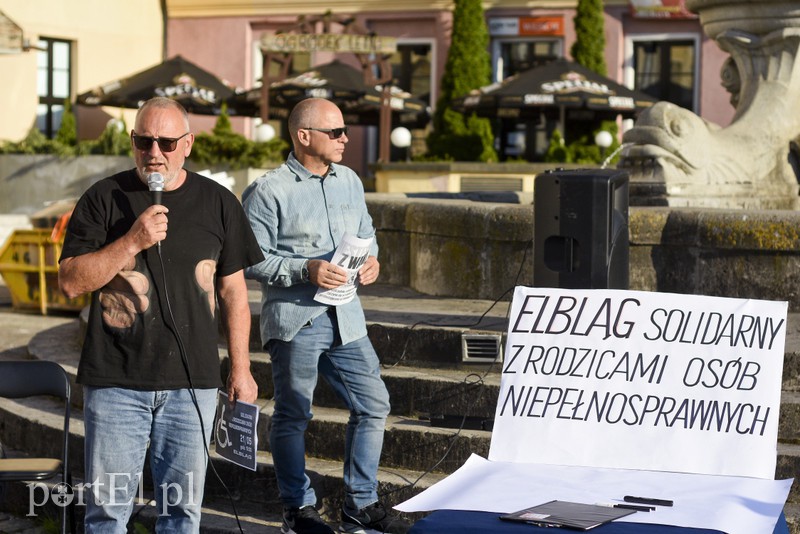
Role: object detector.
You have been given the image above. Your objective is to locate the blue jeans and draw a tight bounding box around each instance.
[82,386,217,533]
[269,309,391,511]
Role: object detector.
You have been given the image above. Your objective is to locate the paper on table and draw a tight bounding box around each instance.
[396,454,793,534]
[314,233,373,306]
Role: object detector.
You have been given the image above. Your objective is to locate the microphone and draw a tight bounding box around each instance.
[147,172,164,206]
[147,172,165,249]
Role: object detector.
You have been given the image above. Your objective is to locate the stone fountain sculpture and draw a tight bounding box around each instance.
[619,0,800,209]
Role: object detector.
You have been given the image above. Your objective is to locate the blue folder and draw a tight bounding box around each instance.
[409,509,790,534]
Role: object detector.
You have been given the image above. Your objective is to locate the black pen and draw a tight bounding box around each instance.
[624,495,674,507]
[596,503,654,512]
[616,504,654,512]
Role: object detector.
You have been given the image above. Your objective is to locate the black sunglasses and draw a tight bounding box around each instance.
[303,126,348,139]
[132,132,190,152]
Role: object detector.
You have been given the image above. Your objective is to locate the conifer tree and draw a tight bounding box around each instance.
[55,99,77,147]
[571,0,607,76]
[426,0,497,162]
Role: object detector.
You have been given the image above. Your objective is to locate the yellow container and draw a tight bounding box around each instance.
[0,229,89,315]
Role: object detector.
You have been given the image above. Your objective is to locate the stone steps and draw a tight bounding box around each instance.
[2,279,799,533]
[0,391,441,530]
[30,321,800,481]
[15,322,800,533]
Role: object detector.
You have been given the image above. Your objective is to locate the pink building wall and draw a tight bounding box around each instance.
[166,5,735,174]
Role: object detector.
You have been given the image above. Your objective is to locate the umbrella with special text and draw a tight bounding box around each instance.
[453,59,657,123]
[228,60,430,127]
[76,55,238,115]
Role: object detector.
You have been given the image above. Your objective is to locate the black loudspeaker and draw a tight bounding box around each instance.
[533,168,629,289]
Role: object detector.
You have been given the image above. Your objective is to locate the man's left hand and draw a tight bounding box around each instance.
[227,367,258,404]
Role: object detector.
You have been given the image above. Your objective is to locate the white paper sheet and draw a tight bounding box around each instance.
[396,454,793,534]
[314,233,373,305]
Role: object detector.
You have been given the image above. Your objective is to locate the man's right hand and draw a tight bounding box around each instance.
[60,205,170,299]
[307,259,347,288]
[131,204,170,250]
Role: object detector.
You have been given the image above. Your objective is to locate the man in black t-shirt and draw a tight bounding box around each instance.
[59,97,263,533]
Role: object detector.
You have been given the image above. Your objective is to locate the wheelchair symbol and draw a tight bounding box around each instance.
[215,403,232,448]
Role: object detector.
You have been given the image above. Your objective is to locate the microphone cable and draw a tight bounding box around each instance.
[374,238,532,369]
[373,239,532,502]
[145,244,248,533]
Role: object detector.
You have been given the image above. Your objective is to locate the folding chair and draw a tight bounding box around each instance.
[0,360,74,534]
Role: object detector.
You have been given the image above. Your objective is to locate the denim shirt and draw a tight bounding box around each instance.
[242,152,379,346]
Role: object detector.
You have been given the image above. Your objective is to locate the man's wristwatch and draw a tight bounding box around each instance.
[301,260,310,283]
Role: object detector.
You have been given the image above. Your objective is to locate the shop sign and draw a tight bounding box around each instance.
[261,33,397,54]
[489,18,519,36]
[520,16,564,36]
[629,0,697,19]
[489,16,564,37]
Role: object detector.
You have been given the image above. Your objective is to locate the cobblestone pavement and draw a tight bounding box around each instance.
[0,511,48,533]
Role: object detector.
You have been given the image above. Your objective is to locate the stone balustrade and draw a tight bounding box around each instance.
[367,193,800,310]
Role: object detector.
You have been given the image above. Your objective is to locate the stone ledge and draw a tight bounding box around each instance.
[366,196,800,309]
[630,207,800,250]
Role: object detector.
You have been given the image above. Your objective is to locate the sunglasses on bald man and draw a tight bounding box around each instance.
[303,126,348,139]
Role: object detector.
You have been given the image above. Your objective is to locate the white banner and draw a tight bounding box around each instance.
[489,287,787,479]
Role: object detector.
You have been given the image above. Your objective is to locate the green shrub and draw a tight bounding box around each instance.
[425,0,497,162]
[571,0,607,76]
[80,117,132,156]
[544,121,620,164]
[0,101,285,166]
[0,127,73,155]
[189,104,287,169]
[55,99,78,147]
[190,131,285,170]
[186,103,284,169]
[544,129,571,163]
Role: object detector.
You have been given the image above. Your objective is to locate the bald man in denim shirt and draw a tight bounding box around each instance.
[242,98,410,534]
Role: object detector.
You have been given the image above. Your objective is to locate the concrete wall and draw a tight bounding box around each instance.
[0,155,132,215]
[0,155,278,215]
[367,194,800,310]
[3,158,798,311]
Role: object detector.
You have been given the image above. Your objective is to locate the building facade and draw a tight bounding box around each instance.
[0,1,732,177]
[165,0,732,172]
[0,1,164,142]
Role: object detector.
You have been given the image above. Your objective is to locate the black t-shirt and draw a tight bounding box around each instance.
[60,169,264,389]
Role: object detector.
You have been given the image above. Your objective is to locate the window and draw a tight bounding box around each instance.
[37,37,72,138]
[492,39,561,82]
[633,39,696,111]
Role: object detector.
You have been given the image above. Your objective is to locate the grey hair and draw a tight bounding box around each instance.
[135,97,190,130]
